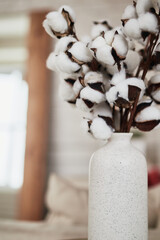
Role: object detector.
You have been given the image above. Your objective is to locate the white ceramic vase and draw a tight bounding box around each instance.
[88,133,148,240]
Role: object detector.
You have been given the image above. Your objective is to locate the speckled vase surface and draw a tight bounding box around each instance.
[88,133,148,240]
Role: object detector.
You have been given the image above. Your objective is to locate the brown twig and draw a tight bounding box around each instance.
[121,108,130,132]
[141,34,159,80]
[127,91,140,132]
[135,34,152,78]
[120,107,123,132]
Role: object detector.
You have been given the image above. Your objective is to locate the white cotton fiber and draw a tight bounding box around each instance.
[55,36,77,53]
[73,78,84,96]
[106,64,119,75]
[76,98,94,112]
[46,52,59,72]
[122,5,137,19]
[106,86,118,103]
[59,80,76,101]
[56,52,80,73]
[112,34,128,58]
[110,69,126,85]
[124,19,141,39]
[104,30,115,46]
[127,39,135,50]
[152,90,160,102]
[68,41,93,62]
[138,13,158,33]
[46,11,68,33]
[80,86,105,104]
[124,50,141,73]
[149,74,160,85]
[91,23,109,39]
[136,0,153,16]
[58,5,76,21]
[96,45,115,65]
[135,106,160,122]
[93,102,112,118]
[43,19,55,38]
[90,117,112,140]
[84,71,103,85]
[106,77,145,103]
[81,64,90,74]
[155,43,160,52]
[90,36,106,49]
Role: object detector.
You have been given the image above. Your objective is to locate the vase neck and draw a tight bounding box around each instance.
[109,133,133,145]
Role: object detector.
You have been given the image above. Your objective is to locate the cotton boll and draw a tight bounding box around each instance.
[149,74,160,85]
[73,78,84,96]
[68,42,93,62]
[76,98,94,112]
[59,80,76,102]
[155,43,160,52]
[139,13,158,33]
[90,117,112,140]
[126,77,145,90]
[110,69,126,85]
[106,64,119,75]
[106,77,145,104]
[127,39,135,50]
[114,82,129,101]
[122,5,137,19]
[104,30,115,46]
[55,36,77,53]
[90,36,106,49]
[46,52,59,72]
[58,5,76,21]
[91,22,110,38]
[43,19,55,38]
[136,0,153,16]
[96,45,115,65]
[46,11,68,33]
[56,52,80,73]
[84,71,103,85]
[81,64,90,75]
[135,106,160,122]
[80,86,105,104]
[112,34,128,58]
[152,90,160,102]
[155,64,160,71]
[126,77,145,99]
[148,74,160,103]
[124,19,141,39]
[93,102,112,118]
[124,50,141,73]
[106,86,118,103]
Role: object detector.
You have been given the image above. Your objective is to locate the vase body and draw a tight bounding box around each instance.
[88,133,148,240]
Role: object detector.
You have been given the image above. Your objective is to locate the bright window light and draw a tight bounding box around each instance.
[0,71,28,189]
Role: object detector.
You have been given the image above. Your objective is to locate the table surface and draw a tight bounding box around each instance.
[64,231,160,240]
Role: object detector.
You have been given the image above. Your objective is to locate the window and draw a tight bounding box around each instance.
[0,14,29,189]
[0,72,28,188]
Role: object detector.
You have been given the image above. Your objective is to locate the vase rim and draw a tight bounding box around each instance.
[112,132,133,136]
[110,132,133,142]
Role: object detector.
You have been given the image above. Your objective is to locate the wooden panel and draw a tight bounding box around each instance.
[18,11,51,221]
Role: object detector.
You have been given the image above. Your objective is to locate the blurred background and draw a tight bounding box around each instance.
[0,0,160,238]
